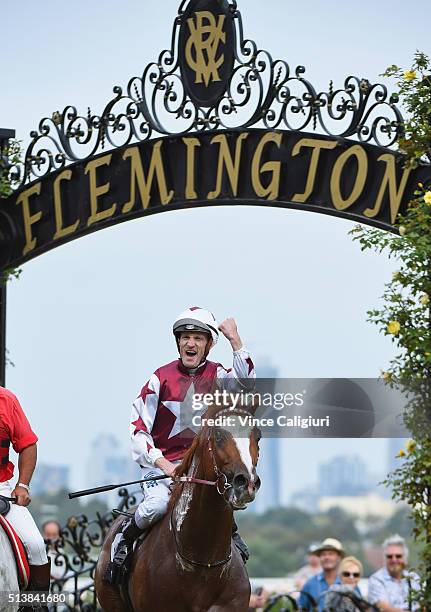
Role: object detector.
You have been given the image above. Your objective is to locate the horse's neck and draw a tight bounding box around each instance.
[173,456,233,565]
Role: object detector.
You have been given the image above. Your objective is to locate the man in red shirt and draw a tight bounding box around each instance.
[0,387,50,594]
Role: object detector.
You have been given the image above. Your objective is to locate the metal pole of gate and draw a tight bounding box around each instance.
[0,128,16,388]
[0,282,5,387]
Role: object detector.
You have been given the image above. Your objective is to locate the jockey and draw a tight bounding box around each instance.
[0,387,51,594]
[106,307,256,584]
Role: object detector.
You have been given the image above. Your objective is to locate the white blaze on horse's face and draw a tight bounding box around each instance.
[233,436,254,480]
[229,424,260,506]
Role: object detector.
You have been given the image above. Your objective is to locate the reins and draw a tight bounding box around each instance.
[172,407,252,494]
[174,473,231,496]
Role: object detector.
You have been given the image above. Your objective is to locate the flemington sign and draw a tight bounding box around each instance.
[0,0,429,375]
[3,129,428,268]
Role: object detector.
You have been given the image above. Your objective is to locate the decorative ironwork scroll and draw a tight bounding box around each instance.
[46,488,139,611]
[7,0,405,190]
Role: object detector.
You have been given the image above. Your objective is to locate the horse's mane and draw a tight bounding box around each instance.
[168,430,208,510]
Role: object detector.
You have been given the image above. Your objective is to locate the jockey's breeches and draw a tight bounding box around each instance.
[134,465,178,530]
[0,481,48,565]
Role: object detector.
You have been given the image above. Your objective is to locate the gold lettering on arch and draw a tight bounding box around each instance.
[330,145,368,210]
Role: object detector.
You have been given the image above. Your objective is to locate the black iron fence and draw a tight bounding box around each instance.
[47,488,139,611]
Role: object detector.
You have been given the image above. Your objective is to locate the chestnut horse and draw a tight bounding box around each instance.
[95,407,261,611]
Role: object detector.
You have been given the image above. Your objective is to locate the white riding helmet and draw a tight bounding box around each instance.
[173,307,219,346]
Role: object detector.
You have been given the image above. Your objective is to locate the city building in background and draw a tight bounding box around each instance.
[85,433,141,507]
[319,493,396,519]
[31,463,70,495]
[289,441,399,517]
[289,487,320,513]
[252,437,282,513]
[319,454,370,497]
[249,362,282,513]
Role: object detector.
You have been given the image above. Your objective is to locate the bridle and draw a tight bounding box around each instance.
[173,433,232,497]
[170,407,254,568]
[173,407,254,495]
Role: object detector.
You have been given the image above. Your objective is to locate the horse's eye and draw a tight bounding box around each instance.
[215,430,223,444]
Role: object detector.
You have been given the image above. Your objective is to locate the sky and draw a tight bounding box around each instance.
[1,0,428,502]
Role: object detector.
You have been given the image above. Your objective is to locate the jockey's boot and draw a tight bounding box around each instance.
[232,519,249,564]
[104,516,143,586]
[28,559,51,611]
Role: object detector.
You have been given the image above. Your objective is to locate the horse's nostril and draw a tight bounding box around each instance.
[254,476,261,491]
[233,474,249,490]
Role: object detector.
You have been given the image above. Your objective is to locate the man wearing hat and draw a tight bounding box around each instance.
[294,543,321,591]
[297,537,345,611]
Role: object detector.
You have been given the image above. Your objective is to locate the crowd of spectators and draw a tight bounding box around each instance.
[40,516,421,611]
[249,534,421,612]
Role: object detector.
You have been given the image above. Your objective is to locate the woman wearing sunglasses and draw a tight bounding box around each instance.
[323,556,375,611]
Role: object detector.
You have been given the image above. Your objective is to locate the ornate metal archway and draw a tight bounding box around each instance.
[0,0,429,384]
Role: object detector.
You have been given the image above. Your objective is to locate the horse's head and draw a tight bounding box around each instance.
[205,406,261,510]
[172,402,262,513]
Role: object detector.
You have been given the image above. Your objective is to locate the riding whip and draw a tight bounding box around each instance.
[68,474,171,499]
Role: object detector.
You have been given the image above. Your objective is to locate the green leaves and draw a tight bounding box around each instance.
[0,139,21,197]
[1,267,22,284]
[354,52,431,608]
[380,52,431,166]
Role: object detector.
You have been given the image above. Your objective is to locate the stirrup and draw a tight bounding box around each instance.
[103,536,130,586]
[103,545,130,586]
[103,559,126,586]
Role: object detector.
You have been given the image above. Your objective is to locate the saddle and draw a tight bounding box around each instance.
[0,506,30,589]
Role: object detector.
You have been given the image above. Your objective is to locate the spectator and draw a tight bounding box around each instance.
[249,586,269,612]
[297,537,344,611]
[42,520,61,547]
[42,520,65,581]
[324,556,368,611]
[294,544,321,591]
[249,586,270,611]
[368,534,420,611]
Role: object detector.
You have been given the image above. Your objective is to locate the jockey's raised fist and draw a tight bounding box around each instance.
[218,318,243,351]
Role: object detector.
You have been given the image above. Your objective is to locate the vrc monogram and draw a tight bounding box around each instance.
[185,11,226,87]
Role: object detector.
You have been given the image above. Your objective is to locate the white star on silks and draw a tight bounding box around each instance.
[162,383,200,438]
